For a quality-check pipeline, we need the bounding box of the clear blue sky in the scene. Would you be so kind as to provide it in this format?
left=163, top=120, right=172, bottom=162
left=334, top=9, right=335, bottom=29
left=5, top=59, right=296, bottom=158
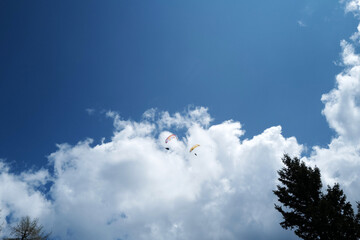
left=0, top=0, right=357, bottom=170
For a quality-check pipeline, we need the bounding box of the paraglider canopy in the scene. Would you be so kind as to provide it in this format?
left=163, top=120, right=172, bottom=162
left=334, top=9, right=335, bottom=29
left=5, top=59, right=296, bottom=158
left=190, top=144, right=200, bottom=155
left=189, top=144, right=200, bottom=152
left=165, top=134, right=177, bottom=143
left=165, top=134, right=178, bottom=150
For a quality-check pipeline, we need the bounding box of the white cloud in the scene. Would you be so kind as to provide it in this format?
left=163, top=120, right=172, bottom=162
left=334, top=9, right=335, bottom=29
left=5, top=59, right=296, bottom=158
left=157, top=106, right=213, bottom=130
left=303, top=1, right=360, bottom=207
left=321, top=41, right=360, bottom=142
left=0, top=164, right=52, bottom=237
left=350, top=23, right=360, bottom=42
left=142, top=108, right=157, bottom=121
left=297, top=20, right=306, bottom=27
left=344, top=0, right=360, bottom=14
left=0, top=108, right=303, bottom=240
left=43, top=109, right=302, bottom=240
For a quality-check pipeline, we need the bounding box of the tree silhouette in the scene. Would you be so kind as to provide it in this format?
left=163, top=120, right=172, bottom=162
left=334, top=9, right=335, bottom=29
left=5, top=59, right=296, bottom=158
left=274, top=154, right=360, bottom=240
left=5, top=216, right=50, bottom=240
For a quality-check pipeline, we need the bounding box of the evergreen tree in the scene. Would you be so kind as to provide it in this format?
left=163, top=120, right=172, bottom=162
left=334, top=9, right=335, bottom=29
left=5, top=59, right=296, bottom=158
left=274, top=154, right=360, bottom=240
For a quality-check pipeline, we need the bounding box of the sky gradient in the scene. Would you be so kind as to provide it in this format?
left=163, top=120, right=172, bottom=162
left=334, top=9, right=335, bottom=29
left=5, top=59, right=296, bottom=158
left=1, top=0, right=360, bottom=239
left=1, top=0, right=357, bottom=168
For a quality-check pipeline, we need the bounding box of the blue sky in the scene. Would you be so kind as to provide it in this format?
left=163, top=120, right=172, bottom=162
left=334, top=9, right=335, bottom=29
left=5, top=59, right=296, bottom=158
left=2, top=1, right=360, bottom=239
left=1, top=0, right=357, bottom=168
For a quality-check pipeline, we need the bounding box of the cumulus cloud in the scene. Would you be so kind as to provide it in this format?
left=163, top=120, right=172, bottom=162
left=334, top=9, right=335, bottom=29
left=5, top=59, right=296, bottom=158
left=47, top=109, right=302, bottom=240
left=321, top=41, right=360, bottom=141
left=0, top=108, right=302, bottom=240
left=344, top=0, right=360, bottom=14
left=305, top=0, right=360, bottom=206
left=157, top=106, right=213, bottom=130
left=350, top=23, right=360, bottom=42
left=0, top=163, right=52, bottom=237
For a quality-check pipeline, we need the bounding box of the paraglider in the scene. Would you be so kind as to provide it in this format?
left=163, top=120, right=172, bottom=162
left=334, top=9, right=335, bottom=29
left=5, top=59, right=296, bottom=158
left=165, top=134, right=177, bottom=150
left=190, top=144, right=200, bottom=156
left=163, top=133, right=201, bottom=156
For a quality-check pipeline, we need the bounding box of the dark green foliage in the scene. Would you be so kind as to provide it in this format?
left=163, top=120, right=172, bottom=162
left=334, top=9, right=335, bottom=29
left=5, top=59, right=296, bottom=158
left=6, top=216, right=51, bottom=240
left=274, top=154, right=360, bottom=240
